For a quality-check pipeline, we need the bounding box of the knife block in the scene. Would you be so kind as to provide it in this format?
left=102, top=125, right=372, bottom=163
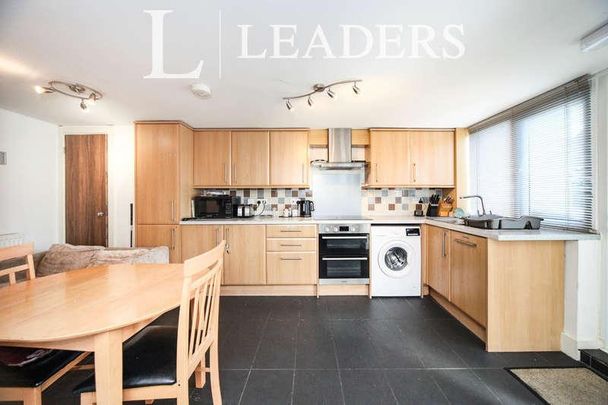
left=438, top=202, right=453, bottom=217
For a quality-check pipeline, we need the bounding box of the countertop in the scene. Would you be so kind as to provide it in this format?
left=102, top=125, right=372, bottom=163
left=180, top=215, right=600, bottom=241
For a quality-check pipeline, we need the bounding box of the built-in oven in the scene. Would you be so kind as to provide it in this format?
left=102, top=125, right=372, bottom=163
left=318, top=223, right=370, bottom=285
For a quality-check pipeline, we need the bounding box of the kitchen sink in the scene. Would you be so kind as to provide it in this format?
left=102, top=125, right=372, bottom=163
left=464, top=215, right=543, bottom=230
left=431, top=217, right=465, bottom=225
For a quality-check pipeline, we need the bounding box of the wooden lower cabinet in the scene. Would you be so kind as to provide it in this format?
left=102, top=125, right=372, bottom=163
left=181, top=225, right=223, bottom=261
left=136, top=225, right=181, bottom=263
left=267, top=252, right=316, bottom=284
left=224, top=225, right=266, bottom=285
left=426, top=226, right=450, bottom=299
left=450, top=231, right=488, bottom=327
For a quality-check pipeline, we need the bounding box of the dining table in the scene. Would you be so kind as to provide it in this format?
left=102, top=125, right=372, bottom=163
left=0, top=263, right=184, bottom=405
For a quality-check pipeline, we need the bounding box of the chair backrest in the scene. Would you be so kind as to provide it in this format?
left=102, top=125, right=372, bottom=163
left=0, top=243, right=36, bottom=286
left=176, top=240, right=225, bottom=381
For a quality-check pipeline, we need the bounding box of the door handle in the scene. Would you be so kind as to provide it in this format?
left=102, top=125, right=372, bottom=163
left=223, top=163, right=228, bottom=184
left=280, top=257, right=303, bottom=261
left=412, top=163, right=417, bottom=183
left=171, top=228, right=176, bottom=250
left=280, top=244, right=302, bottom=247
left=455, top=239, right=477, bottom=248
left=322, top=257, right=368, bottom=261
left=375, top=163, right=378, bottom=183
left=442, top=232, right=447, bottom=257
left=96, top=212, right=105, bottom=217
left=215, top=227, right=220, bottom=246
left=225, top=227, right=230, bottom=253
left=302, top=164, right=305, bottom=184
left=321, top=236, right=368, bottom=240
left=280, top=229, right=302, bottom=233
left=170, top=200, right=175, bottom=222
left=232, top=164, right=236, bottom=184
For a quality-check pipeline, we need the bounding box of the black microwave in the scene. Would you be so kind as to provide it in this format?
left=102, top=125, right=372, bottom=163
left=192, top=195, right=240, bottom=219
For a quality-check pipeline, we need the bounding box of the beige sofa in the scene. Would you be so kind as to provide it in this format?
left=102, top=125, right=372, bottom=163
left=1, top=244, right=169, bottom=281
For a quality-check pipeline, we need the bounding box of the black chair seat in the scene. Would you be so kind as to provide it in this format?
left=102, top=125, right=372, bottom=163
left=73, top=325, right=177, bottom=394
left=0, top=349, right=83, bottom=388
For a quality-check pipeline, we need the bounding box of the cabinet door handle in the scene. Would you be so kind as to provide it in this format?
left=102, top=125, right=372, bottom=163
left=280, top=244, right=302, bottom=247
left=170, top=200, right=175, bottom=222
left=223, top=163, right=228, bottom=184
left=280, top=229, right=302, bottom=233
left=375, top=163, right=379, bottom=183
left=442, top=232, right=447, bottom=257
left=412, top=163, right=417, bottom=183
left=225, top=227, right=230, bottom=253
left=302, top=164, right=305, bottom=184
left=171, top=228, right=176, bottom=250
left=232, top=164, right=236, bottom=184
left=455, top=239, right=477, bottom=248
left=280, top=257, right=302, bottom=261
left=215, top=227, right=220, bottom=246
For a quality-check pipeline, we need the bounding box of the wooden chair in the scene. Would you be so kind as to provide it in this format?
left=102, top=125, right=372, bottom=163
left=0, top=243, right=89, bottom=405
left=75, top=241, right=225, bottom=405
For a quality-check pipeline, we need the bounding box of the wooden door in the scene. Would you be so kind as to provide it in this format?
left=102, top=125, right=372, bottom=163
left=231, top=131, right=269, bottom=186
left=224, top=225, right=266, bottom=285
left=65, top=134, right=108, bottom=246
left=408, top=131, right=454, bottom=186
left=193, top=131, right=231, bottom=187
left=136, top=225, right=181, bottom=263
left=270, top=131, right=309, bottom=186
left=181, top=225, right=223, bottom=261
left=450, top=231, right=487, bottom=326
left=426, top=226, right=450, bottom=298
left=135, top=124, right=179, bottom=224
left=369, top=130, right=411, bottom=186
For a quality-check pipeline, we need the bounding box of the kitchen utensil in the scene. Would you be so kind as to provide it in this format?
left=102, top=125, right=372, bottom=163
left=296, top=199, right=315, bottom=217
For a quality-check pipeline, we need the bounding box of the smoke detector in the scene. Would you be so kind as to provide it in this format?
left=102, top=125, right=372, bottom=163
left=191, top=82, right=212, bottom=99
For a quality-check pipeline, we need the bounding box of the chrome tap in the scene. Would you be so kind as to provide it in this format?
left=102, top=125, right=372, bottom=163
left=460, top=195, right=486, bottom=216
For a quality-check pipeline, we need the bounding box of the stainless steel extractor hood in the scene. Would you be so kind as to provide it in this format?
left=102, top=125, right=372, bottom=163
left=311, top=128, right=367, bottom=170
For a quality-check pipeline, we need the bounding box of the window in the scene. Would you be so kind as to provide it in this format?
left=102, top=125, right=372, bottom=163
left=469, top=77, right=594, bottom=232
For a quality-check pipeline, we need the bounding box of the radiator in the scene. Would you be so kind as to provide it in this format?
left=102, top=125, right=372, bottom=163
left=0, top=233, right=24, bottom=247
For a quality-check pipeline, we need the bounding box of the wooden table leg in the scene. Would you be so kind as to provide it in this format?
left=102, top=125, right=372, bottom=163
left=93, top=330, right=123, bottom=405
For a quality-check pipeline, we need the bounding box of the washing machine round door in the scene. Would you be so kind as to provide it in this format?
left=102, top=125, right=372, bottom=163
left=378, top=240, right=413, bottom=278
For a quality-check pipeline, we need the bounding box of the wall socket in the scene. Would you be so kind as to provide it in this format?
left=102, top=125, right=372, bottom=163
left=257, top=199, right=267, bottom=206
left=0, top=151, right=6, bottom=165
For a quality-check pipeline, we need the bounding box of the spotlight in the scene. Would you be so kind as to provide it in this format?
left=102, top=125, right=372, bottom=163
left=327, top=88, right=335, bottom=98
left=307, top=96, right=313, bottom=107
left=80, top=99, right=89, bottom=112
left=85, top=93, right=97, bottom=106
left=34, top=85, right=52, bottom=94
left=285, top=99, right=293, bottom=111
left=352, top=82, right=360, bottom=94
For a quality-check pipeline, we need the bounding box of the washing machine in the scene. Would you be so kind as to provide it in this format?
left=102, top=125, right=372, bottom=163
left=370, top=225, right=422, bottom=297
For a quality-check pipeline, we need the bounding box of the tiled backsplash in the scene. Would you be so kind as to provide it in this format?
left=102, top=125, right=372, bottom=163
left=198, top=188, right=442, bottom=216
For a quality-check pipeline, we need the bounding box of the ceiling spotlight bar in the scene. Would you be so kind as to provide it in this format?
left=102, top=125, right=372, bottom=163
left=33, top=80, right=103, bottom=112
left=282, top=79, right=361, bottom=110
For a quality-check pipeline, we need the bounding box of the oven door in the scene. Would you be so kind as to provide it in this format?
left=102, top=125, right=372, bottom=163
left=319, top=234, right=368, bottom=256
left=319, top=256, right=369, bottom=282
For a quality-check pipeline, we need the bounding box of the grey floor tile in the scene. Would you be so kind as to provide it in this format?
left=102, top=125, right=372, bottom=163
left=326, top=296, right=390, bottom=320
left=220, top=318, right=267, bottom=369
left=240, top=370, right=294, bottom=405
left=498, top=352, right=550, bottom=368
left=296, top=319, right=338, bottom=369
left=431, top=369, right=500, bottom=404
left=293, top=370, right=344, bottom=405
left=377, top=298, right=420, bottom=319
left=540, top=351, right=581, bottom=367
left=385, top=369, right=449, bottom=404
left=188, top=370, right=249, bottom=405
left=366, top=320, right=423, bottom=368
left=473, top=369, right=543, bottom=405
left=340, top=369, right=397, bottom=405
left=406, top=297, right=453, bottom=319
left=253, top=318, right=298, bottom=369
left=331, top=320, right=381, bottom=369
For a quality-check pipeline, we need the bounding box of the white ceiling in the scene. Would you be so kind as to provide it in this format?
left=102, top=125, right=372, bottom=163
left=1, top=0, right=607, bottom=128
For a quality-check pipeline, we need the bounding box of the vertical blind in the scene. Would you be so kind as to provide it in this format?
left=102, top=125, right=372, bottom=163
left=468, top=76, right=594, bottom=232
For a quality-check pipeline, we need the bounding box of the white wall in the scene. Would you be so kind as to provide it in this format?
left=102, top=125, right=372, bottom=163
left=0, top=108, right=59, bottom=251
left=58, top=125, right=135, bottom=247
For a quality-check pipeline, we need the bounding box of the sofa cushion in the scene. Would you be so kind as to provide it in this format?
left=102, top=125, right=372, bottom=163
left=37, top=244, right=104, bottom=277
left=88, top=247, right=169, bottom=266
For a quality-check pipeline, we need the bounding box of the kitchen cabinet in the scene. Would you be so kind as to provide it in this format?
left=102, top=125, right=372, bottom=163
left=369, top=130, right=411, bottom=186
left=193, top=130, right=231, bottom=187
left=231, top=131, right=270, bottom=187
left=267, top=252, right=316, bottom=284
left=368, top=129, right=454, bottom=187
left=181, top=225, right=223, bottom=261
left=135, top=123, right=193, bottom=224
left=408, top=131, right=454, bottom=186
left=426, top=226, right=450, bottom=299
left=136, top=225, right=181, bottom=263
left=224, top=225, right=266, bottom=285
left=450, top=231, right=487, bottom=327
left=270, top=130, right=309, bottom=186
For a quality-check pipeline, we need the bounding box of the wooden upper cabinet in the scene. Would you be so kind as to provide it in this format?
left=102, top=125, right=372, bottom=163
left=409, top=131, right=454, bottom=187
left=369, top=129, right=454, bottom=187
left=426, top=226, right=451, bottom=299
left=450, top=231, right=487, bottom=327
left=193, top=131, right=231, bottom=187
left=231, top=131, right=270, bottom=187
left=369, top=130, right=411, bottom=186
left=136, top=123, right=193, bottom=225
left=224, top=225, right=266, bottom=285
left=270, top=131, right=309, bottom=187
